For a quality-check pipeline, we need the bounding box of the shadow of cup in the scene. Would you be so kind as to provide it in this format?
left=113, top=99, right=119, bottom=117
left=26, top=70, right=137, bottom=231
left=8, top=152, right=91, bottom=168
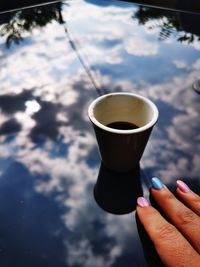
left=94, top=162, right=143, bottom=215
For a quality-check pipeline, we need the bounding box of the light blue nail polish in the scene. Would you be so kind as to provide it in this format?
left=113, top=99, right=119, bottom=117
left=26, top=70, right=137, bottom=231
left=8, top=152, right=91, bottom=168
left=152, top=177, right=164, bottom=190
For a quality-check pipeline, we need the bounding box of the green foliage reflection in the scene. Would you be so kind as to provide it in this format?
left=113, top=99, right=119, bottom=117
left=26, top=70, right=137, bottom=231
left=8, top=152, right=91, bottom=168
left=133, top=6, right=200, bottom=44
left=0, top=2, right=64, bottom=47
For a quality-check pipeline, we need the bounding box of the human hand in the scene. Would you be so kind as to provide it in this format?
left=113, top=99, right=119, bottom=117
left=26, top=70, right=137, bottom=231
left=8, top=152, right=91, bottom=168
left=136, top=178, right=200, bottom=267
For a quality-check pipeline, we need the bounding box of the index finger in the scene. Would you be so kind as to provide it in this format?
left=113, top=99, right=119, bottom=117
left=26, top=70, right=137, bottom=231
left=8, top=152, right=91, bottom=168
left=136, top=198, right=200, bottom=267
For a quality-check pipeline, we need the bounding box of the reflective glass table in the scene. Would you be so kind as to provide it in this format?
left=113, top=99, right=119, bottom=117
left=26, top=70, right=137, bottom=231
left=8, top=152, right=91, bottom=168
left=0, top=0, right=200, bottom=266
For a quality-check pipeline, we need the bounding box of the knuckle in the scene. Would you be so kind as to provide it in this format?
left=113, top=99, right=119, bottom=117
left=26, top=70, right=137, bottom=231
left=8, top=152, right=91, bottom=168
left=164, top=192, right=175, bottom=202
left=177, top=209, right=198, bottom=226
left=155, top=223, right=178, bottom=243
left=194, top=199, right=200, bottom=213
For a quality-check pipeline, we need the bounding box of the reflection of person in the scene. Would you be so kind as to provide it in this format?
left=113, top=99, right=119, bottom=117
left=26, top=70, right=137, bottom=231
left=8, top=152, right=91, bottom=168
left=137, top=178, right=200, bottom=267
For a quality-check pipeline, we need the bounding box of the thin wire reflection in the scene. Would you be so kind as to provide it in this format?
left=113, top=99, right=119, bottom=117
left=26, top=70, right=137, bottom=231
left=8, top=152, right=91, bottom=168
left=63, top=23, right=106, bottom=96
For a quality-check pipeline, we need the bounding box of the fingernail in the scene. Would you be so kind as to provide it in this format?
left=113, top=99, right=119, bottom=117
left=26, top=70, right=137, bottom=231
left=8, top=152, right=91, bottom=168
left=177, top=180, right=191, bottom=193
left=152, top=177, right=164, bottom=190
left=137, top=197, right=149, bottom=207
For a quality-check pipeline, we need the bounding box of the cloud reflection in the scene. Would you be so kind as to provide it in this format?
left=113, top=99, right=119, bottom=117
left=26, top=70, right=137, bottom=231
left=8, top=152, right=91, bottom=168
left=124, top=37, right=159, bottom=56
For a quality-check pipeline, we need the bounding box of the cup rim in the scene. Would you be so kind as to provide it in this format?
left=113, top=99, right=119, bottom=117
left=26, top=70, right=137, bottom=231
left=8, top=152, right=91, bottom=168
left=88, top=92, right=159, bottom=134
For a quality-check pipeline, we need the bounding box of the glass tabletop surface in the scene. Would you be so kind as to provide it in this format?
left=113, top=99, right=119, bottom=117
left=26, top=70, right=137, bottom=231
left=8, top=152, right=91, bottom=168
left=0, top=0, right=199, bottom=266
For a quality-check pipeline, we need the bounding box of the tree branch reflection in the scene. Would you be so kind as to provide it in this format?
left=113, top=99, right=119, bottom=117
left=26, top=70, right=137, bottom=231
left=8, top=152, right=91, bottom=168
left=133, top=6, right=200, bottom=44
left=0, top=2, right=65, bottom=47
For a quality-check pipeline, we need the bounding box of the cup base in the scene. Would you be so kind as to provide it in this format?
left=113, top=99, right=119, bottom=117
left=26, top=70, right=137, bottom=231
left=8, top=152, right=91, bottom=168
left=101, top=162, right=140, bottom=173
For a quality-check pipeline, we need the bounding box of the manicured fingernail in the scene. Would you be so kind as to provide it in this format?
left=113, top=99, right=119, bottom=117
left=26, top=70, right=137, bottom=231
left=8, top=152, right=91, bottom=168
left=177, top=180, right=191, bottom=193
left=137, top=197, right=149, bottom=207
left=152, top=177, right=164, bottom=190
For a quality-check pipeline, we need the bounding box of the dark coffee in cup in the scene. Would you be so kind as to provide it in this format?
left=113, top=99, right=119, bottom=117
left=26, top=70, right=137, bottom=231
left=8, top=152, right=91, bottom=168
left=107, top=121, right=139, bottom=130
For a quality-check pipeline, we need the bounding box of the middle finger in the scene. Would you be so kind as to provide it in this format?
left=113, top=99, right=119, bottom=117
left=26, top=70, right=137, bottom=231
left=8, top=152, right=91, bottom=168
left=151, top=177, right=200, bottom=254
